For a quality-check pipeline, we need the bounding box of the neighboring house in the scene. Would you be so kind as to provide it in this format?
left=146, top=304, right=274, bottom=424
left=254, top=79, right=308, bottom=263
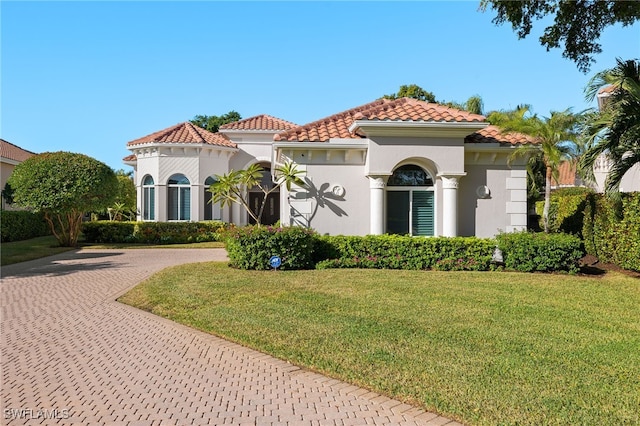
left=124, top=98, right=534, bottom=238
left=1, top=139, right=36, bottom=209
left=551, top=161, right=586, bottom=190
left=550, top=87, right=640, bottom=193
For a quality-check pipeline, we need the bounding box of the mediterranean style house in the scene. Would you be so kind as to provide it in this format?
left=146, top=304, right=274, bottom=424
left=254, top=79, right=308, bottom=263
left=124, top=97, right=535, bottom=238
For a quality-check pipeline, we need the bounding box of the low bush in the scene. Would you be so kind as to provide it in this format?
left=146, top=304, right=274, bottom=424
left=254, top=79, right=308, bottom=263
left=1, top=210, right=50, bottom=242
left=583, top=192, right=640, bottom=271
left=81, top=221, right=227, bottom=244
left=496, top=232, right=583, bottom=273
left=314, top=234, right=496, bottom=271
left=81, top=221, right=136, bottom=243
left=225, top=225, right=316, bottom=270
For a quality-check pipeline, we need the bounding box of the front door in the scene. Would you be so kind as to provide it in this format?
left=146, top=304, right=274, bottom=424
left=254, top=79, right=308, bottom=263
left=248, top=192, right=280, bottom=225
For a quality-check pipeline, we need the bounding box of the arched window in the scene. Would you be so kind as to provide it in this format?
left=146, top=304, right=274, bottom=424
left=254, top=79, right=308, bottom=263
left=167, top=174, right=190, bottom=221
left=387, top=165, right=434, bottom=236
left=387, top=164, right=434, bottom=186
left=142, top=175, right=155, bottom=221
left=204, top=176, right=221, bottom=221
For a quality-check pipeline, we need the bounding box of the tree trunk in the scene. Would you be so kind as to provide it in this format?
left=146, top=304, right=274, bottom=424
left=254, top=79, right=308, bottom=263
left=543, top=166, right=552, bottom=233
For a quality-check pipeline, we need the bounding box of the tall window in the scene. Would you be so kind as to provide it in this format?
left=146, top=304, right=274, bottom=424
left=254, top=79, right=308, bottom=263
left=167, top=174, right=190, bottom=221
left=142, top=175, right=155, bottom=221
left=386, top=165, right=434, bottom=236
left=204, top=176, right=221, bottom=221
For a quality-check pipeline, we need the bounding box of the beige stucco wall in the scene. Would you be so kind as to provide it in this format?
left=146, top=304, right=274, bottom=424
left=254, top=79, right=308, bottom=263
left=460, top=164, right=511, bottom=238
left=366, top=136, right=465, bottom=176
left=283, top=164, right=370, bottom=235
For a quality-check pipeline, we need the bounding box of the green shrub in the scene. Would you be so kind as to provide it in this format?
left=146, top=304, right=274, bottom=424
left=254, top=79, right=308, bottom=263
left=496, top=232, right=584, bottom=273
left=583, top=192, right=640, bottom=271
left=314, top=234, right=496, bottom=271
left=81, top=221, right=136, bottom=243
left=133, top=221, right=227, bottom=244
left=225, top=226, right=316, bottom=270
left=1, top=210, right=50, bottom=242
left=535, top=187, right=594, bottom=235
left=81, top=221, right=227, bottom=244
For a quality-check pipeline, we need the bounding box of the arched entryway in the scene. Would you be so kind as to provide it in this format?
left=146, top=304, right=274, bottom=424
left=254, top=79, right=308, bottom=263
left=248, top=166, right=280, bottom=225
left=386, top=164, right=435, bottom=236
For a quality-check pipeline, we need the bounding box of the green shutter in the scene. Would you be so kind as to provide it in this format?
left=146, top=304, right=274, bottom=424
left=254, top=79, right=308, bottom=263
left=412, top=191, right=434, bottom=236
left=387, top=191, right=410, bottom=235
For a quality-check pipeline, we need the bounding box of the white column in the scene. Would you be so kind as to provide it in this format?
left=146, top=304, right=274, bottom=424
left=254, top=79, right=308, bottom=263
left=439, top=174, right=464, bottom=237
left=368, top=176, right=386, bottom=235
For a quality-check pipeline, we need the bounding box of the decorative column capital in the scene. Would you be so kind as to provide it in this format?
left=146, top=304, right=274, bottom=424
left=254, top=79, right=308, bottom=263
left=367, top=175, right=388, bottom=189
left=438, top=173, right=466, bottom=189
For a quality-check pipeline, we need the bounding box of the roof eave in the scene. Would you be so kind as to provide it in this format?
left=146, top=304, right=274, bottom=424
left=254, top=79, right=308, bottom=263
left=274, top=141, right=368, bottom=150
left=219, top=129, right=288, bottom=136
left=349, top=120, right=488, bottom=138
left=127, top=141, right=238, bottom=151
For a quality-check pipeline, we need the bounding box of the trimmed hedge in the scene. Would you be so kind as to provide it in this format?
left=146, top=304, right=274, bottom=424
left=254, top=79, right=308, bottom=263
left=1, top=210, right=50, bottom=242
left=314, top=235, right=496, bottom=271
left=583, top=192, right=640, bottom=271
left=535, top=187, right=594, bottom=236
left=81, top=221, right=228, bottom=244
left=496, top=232, right=584, bottom=273
left=225, top=225, right=316, bottom=270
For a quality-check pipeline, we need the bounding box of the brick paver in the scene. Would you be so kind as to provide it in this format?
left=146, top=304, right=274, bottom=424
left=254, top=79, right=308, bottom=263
left=1, top=249, right=462, bottom=426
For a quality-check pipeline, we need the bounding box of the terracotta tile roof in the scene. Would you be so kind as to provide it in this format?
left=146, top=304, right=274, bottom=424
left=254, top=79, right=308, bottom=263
left=554, top=161, right=578, bottom=187
left=1, top=139, right=36, bottom=162
left=220, top=114, right=298, bottom=131
left=464, top=125, right=537, bottom=145
left=126, top=122, right=237, bottom=148
left=275, top=97, right=486, bottom=142
left=598, top=85, right=616, bottom=95
left=122, top=154, right=136, bottom=162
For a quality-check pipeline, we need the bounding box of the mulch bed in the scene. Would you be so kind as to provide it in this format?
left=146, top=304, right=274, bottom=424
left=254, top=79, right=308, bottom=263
left=579, top=254, right=640, bottom=278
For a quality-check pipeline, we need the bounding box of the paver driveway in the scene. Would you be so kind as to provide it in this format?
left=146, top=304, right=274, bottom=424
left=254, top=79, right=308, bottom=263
left=1, top=249, right=460, bottom=426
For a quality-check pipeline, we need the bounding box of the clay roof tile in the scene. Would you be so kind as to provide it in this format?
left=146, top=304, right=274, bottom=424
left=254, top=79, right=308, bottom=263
left=464, top=125, right=536, bottom=145
left=219, top=114, right=298, bottom=131
left=126, top=122, right=237, bottom=148
left=1, top=139, right=36, bottom=162
left=276, top=97, right=489, bottom=142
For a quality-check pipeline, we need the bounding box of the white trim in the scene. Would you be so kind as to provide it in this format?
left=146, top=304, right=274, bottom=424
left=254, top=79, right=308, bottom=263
left=0, top=158, right=22, bottom=166
left=273, top=142, right=368, bottom=150
left=349, top=120, right=488, bottom=138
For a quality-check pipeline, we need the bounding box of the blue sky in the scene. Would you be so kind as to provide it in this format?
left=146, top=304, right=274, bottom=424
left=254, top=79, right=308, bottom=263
left=2, top=1, right=639, bottom=171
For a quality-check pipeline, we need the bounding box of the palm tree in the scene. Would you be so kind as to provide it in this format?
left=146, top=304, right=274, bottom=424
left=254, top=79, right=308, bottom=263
left=580, top=58, right=640, bottom=196
left=210, top=162, right=305, bottom=226
left=491, top=106, right=582, bottom=232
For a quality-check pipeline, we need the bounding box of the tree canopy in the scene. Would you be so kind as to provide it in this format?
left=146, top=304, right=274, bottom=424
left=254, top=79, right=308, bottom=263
left=580, top=58, right=640, bottom=196
left=190, top=111, right=242, bottom=133
left=8, top=151, right=118, bottom=246
left=383, top=84, right=436, bottom=103
left=383, top=84, right=484, bottom=114
left=480, top=0, right=640, bottom=73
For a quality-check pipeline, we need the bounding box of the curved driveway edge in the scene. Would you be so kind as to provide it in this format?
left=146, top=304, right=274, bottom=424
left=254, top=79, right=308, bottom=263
left=1, top=249, right=461, bottom=426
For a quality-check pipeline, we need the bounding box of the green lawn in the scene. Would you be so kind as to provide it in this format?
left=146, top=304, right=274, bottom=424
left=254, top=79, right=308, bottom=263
left=1, top=235, right=76, bottom=265
left=119, top=263, right=640, bottom=426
